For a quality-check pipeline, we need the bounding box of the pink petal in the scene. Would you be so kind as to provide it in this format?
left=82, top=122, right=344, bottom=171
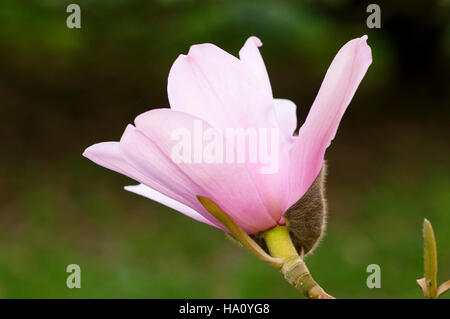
left=124, top=184, right=221, bottom=228
left=118, top=125, right=225, bottom=227
left=287, top=35, right=372, bottom=208
left=83, top=141, right=138, bottom=177
left=83, top=140, right=224, bottom=229
left=134, top=108, right=284, bottom=233
left=239, top=36, right=273, bottom=96
left=167, top=42, right=276, bottom=132
left=274, top=98, right=297, bottom=138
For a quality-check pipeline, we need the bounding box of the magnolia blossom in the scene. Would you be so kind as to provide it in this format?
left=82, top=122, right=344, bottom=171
left=83, top=35, right=372, bottom=234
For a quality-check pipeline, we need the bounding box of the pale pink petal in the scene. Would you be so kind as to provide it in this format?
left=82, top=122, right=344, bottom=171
left=287, top=35, right=372, bottom=208
left=167, top=41, right=291, bottom=226
left=239, top=36, right=272, bottom=96
left=118, top=124, right=225, bottom=228
left=134, top=108, right=284, bottom=233
left=124, top=184, right=221, bottom=228
left=83, top=142, right=137, bottom=177
left=274, top=98, right=297, bottom=137
left=83, top=139, right=223, bottom=229
left=167, top=42, right=276, bottom=131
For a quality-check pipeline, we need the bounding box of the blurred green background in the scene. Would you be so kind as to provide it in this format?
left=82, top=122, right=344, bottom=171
left=0, top=0, right=449, bottom=298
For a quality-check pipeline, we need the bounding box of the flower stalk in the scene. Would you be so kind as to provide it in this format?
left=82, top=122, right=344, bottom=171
left=197, top=195, right=334, bottom=299
left=263, top=226, right=334, bottom=299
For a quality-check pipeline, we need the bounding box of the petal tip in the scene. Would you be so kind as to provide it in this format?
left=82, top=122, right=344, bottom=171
left=123, top=185, right=135, bottom=192
left=82, top=148, right=90, bottom=159
left=119, top=124, right=137, bottom=143
left=248, top=36, right=262, bottom=47
left=187, top=43, right=215, bottom=57
left=82, top=144, right=98, bottom=160
left=82, top=142, right=122, bottom=167
left=361, top=36, right=373, bottom=65
left=354, top=35, right=372, bottom=66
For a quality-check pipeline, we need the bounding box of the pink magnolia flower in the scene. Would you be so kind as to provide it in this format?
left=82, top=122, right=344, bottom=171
left=83, top=35, right=372, bottom=235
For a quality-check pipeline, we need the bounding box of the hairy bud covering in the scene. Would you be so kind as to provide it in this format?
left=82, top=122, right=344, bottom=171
left=284, top=162, right=327, bottom=255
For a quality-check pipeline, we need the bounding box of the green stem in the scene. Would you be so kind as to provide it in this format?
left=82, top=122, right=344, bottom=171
left=263, top=226, right=334, bottom=299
